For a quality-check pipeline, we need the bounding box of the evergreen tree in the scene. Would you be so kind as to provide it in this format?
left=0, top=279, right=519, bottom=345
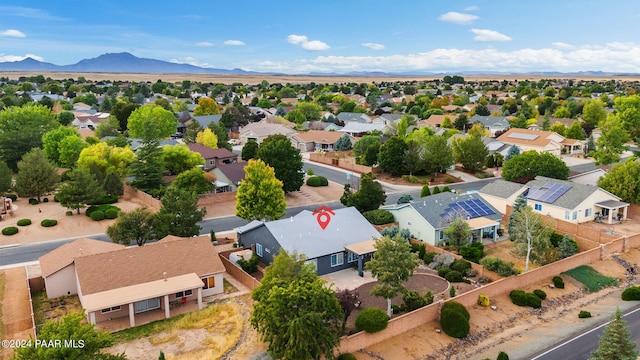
left=506, top=145, right=520, bottom=160
left=0, top=161, right=12, bottom=193
left=154, top=187, right=203, bottom=239
left=508, top=194, right=528, bottom=240
left=57, top=168, right=104, bottom=214
left=586, top=135, right=597, bottom=156
left=334, top=134, right=353, bottom=151
left=128, top=140, right=165, bottom=194
left=14, top=148, right=59, bottom=202
left=102, top=170, right=124, bottom=197
left=345, top=172, right=387, bottom=212
left=241, top=139, right=259, bottom=161
left=257, top=134, right=304, bottom=193
left=420, top=184, right=431, bottom=197
left=589, top=308, right=638, bottom=360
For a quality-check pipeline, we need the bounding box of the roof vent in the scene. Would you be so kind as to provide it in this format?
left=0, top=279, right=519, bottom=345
left=163, top=272, right=167, bottom=281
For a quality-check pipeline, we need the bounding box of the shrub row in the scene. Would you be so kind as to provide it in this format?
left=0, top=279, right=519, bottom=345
left=88, top=195, right=119, bottom=205
left=440, top=301, right=470, bottom=338
left=363, top=209, right=395, bottom=225
left=86, top=204, right=121, bottom=219
left=355, top=308, right=389, bottom=333
left=305, top=176, right=328, bottom=187
left=509, top=289, right=543, bottom=308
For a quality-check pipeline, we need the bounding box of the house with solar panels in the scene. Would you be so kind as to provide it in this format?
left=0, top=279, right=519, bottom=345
left=524, top=176, right=628, bottom=224
left=477, top=179, right=528, bottom=214
left=381, top=192, right=503, bottom=246
left=496, top=128, right=584, bottom=156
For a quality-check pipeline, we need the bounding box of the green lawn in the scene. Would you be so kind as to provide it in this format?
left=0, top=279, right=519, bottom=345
left=562, top=265, right=618, bottom=292
left=0, top=272, right=6, bottom=339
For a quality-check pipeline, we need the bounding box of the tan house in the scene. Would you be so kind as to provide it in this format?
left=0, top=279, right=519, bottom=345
left=477, top=179, right=528, bottom=214
left=41, top=236, right=226, bottom=330
left=187, top=143, right=237, bottom=171
left=238, top=122, right=296, bottom=144
left=39, top=238, right=125, bottom=299
left=290, top=130, right=353, bottom=152
left=496, top=128, right=583, bottom=156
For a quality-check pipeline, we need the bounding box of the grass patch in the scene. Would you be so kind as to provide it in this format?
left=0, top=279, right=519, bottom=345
left=223, top=278, right=238, bottom=294
left=562, top=265, right=618, bottom=292
left=0, top=272, right=5, bottom=339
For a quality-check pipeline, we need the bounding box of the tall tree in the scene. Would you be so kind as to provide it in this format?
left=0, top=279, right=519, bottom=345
left=366, top=234, right=419, bottom=316
left=195, top=128, right=219, bottom=150
left=128, top=140, right=165, bottom=193
left=171, top=168, right=213, bottom=194
left=334, top=134, right=353, bottom=151
left=0, top=161, right=12, bottom=193
left=77, top=142, right=135, bottom=178
left=42, top=127, right=81, bottom=165
left=582, top=99, right=607, bottom=128
left=162, top=144, right=204, bottom=175
left=342, top=172, right=386, bottom=213
left=444, top=216, right=472, bottom=252
left=510, top=205, right=554, bottom=271
left=14, top=148, right=59, bottom=202
left=593, top=115, right=630, bottom=165
left=257, top=134, right=304, bottom=193
left=0, top=104, right=59, bottom=169
left=296, top=102, right=322, bottom=121
left=251, top=250, right=343, bottom=360
left=56, top=168, right=104, bottom=214
left=508, top=194, right=529, bottom=240
left=154, top=187, right=203, bottom=239
left=598, top=157, right=640, bottom=204
left=589, top=308, right=638, bottom=360
left=613, top=94, right=640, bottom=139
left=378, top=136, right=408, bottom=176
left=506, top=145, right=521, bottom=160
left=110, top=101, right=139, bottom=131
left=58, top=136, right=87, bottom=168
left=565, top=121, right=585, bottom=140
left=403, top=140, right=425, bottom=176
left=193, top=97, right=220, bottom=115
left=107, top=207, right=156, bottom=246
left=209, top=122, right=232, bottom=151
left=183, top=121, right=201, bottom=144
left=241, top=139, right=259, bottom=161
left=424, top=135, right=455, bottom=176
left=236, top=159, right=286, bottom=221
left=94, top=116, right=121, bottom=138
left=102, top=170, right=124, bottom=197
left=451, top=134, right=488, bottom=173
left=502, top=151, right=569, bottom=184
left=127, top=104, right=177, bottom=141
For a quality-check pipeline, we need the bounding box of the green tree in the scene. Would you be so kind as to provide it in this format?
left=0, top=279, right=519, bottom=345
left=154, top=187, right=203, bottom=239
left=241, top=139, right=259, bottom=161
left=420, top=184, right=431, bottom=197
left=236, top=159, right=286, bottom=221
left=209, top=122, right=232, bottom=151
left=127, top=104, right=177, bottom=141
left=296, top=102, right=322, bottom=121
left=582, top=99, right=607, bottom=128
left=345, top=172, right=386, bottom=213
left=257, top=134, right=304, bottom=193
left=506, top=145, right=520, bottom=160
left=549, top=122, right=567, bottom=137
left=353, top=135, right=380, bottom=158
left=193, top=97, right=220, bottom=115
left=284, top=109, right=306, bottom=124
left=171, top=168, right=212, bottom=194
left=162, top=144, right=204, bottom=175
left=56, top=168, right=104, bottom=214
left=334, top=134, right=353, bottom=151
left=42, top=126, right=81, bottom=165
left=0, top=104, right=59, bottom=169
left=12, top=313, right=126, bottom=360
left=565, top=121, right=585, bottom=140
left=251, top=250, right=342, bottom=360
left=94, top=116, right=121, bottom=138
left=451, top=134, right=488, bottom=173
left=510, top=206, right=554, bottom=271
left=598, top=157, right=640, bottom=204
left=58, top=136, right=87, bottom=168
left=57, top=110, right=75, bottom=126
left=378, top=136, right=408, bottom=176
left=110, top=101, right=139, bottom=131
left=77, top=142, right=135, bottom=178
left=613, top=95, right=640, bottom=139
left=0, top=161, right=12, bottom=193
left=453, top=113, right=468, bottom=131
left=589, top=308, right=638, bottom=360
left=366, top=234, right=419, bottom=316
left=128, top=140, right=165, bottom=193
left=444, top=216, right=472, bottom=252
left=14, top=148, right=59, bottom=202
left=403, top=140, right=425, bottom=176
left=102, top=170, right=124, bottom=197
left=107, top=207, right=156, bottom=246
left=502, top=151, right=569, bottom=184
left=424, top=135, right=455, bottom=176
left=508, top=194, right=528, bottom=240
left=593, top=115, right=630, bottom=165
left=195, top=128, right=218, bottom=150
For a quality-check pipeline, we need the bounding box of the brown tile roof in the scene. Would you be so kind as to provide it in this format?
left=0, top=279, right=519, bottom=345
left=295, top=130, right=345, bottom=144
left=208, top=148, right=238, bottom=159
left=39, top=238, right=125, bottom=278
left=74, top=235, right=225, bottom=295
left=496, top=128, right=560, bottom=148
left=187, top=143, right=219, bottom=159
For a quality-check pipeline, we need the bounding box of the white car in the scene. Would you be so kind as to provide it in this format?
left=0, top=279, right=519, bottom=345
left=228, top=139, right=241, bottom=145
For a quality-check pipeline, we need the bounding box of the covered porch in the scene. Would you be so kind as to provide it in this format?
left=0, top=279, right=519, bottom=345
left=467, top=217, right=500, bottom=243
left=83, top=273, right=205, bottom=332
left=345, top=240, right=377, bottom=277
left=561, top=139, right=584, bottom=155
left=594, top=200, right=630, bottom=224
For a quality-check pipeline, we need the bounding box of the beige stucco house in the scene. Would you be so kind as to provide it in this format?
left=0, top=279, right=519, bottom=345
left=496, top=128, right=583, bottom=156
left=238, top=122, right=296, bottom=144
left=477, top=179, right=528, bottom=214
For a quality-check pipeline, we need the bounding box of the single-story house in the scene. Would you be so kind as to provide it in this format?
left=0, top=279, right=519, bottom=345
left=290, top=130, right=354, bottom=152
left=381, top=192, right=503, bottom=246
left=417, top=114, right=459, bottom=129
left=477, top=179, right=528, bottom=214
left=496, top=128, right=583, bottom=156
left=336, top=112, right=372, bottom=124
left=211, top=162, right=247, bottom=192
left=569, top=168, right=608, bottom=187
left=470, top=115, right=511, bottom=137
left=524, top=176, right=628, bottom=224
left=187, top=143, right=237, bottom=171
left=236, top=207, right=381, bottom=276
left=238, top=122, right=296, bottom=144
left=192, top=114, right=222, bottom=129
left=73, top=235, right=225, bottom=330
left=373, top=113, right=403, bottom=125
left=338, top=122, right=386, bottom=137
left=39, top=238, right=125, bottom=299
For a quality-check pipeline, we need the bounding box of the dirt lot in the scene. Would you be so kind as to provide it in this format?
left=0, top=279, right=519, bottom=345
left=0, top=267, right=33, bottom=360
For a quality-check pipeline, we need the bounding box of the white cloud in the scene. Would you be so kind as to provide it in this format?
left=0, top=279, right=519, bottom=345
left=170, top=56, right=214, bottom=68
left=552, top=42, right=574, bottom=50
left=464, top=6, right=479, bottom=11
left=470, top=29, right=512, bottom=42
left=362, top=42, right=385, bottom=50
left=438, top=12, right=479, bottom=25
left=0, top=54, right=44, bottom=62
left=195, top=41, right=213, bottom=47
left=224, top=40, right=245, bottom=46
left=0, top=29, right=26, bottom=38
left=287, top=34, right=330, bottom=51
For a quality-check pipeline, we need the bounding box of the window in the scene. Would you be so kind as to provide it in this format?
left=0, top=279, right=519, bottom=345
left=565, top=211, right=570, bottom=220
left=534, top=204, right=542, bottom=211
left=573, top=211, right=578, bottom=220
left=135, top=298, right=160, bottom=313
left=305, top=259, right=317, bottom=270
left=202, top=276, right=215, bottom=290
left=175, top=290, right=193, bottom=298
left=331, top=252, right=344, bottom=267
left=585, top=208, right=592, bottom=217
left=347, top=251, right=357, bottom=263
left=439, top=231, right=444, bottom=240
left=256, top=243, right=263, bottom=257
left=100, top=306, right=121, bottom=314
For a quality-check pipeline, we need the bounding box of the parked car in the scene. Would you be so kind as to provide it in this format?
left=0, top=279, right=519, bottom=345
left=228, top=139, right=241, bottom=145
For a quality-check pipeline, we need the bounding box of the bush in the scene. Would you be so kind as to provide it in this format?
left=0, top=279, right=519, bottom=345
left=28, top=198, right=39, bottom=205
left=306, top=176, right=329, bottom=187
left=460, top=242, right=485, bottom=263
left=86, top=204, right=120, bottom=217
left=401, top=175, right=419, bottom=183
left=237, top=253, right=259, bottom=273
left=552, top=276, right=565, bottom=289
left=43, top=197, right=49, bottom=203
left=5, top=194, right=17, bottom=201
left=450, top=259, right=472, bottom=273
left=450, top=286, right=456, bottom=297
left=445, top=270, right=464, bottom=283
left=478, top=294, right=490, bottom=307
left=533, top=289, right=547, bottom=300
left=88, top=195, right=119, bottom=205
left=438, top=268, right=451, bottom=278
left=65, top=210, right=73, bottom=216
left=306, top=168, right=314, bottom=176
left=104, top=208, right=119, bottom=219
left=337, top=354, right=356, bottom=360
left=440, top=302, right=470, bottom=338
left=621, top=286, right=640, bottom=301
left=423, top=252, right=437, bottom=264
left=509, top=290, right=528, bottom=306
left=442, top=301, right=470, bottom=321
left=397, top=194, right=413, bottom=204
left=40, top=219, right=58, bottom=227
left=480, top=257, right=520, bottom=276
left=380, top=225, right=399, bottom=238
left=497, top=351, right=509, bottom=360
left=391, top=304, right=402, bottom=314
left=526, top=292, right=542, bottom=308
left=578, top=310, right=592, bottom=318
left=54, top=194, right=59, bottom=202
left=549, top=232, right=564, bottom=247
left=90, top=210, right=105, bottom=221
left=402, top=290, right=430, bottom=311
left=362, top=209, right=395, bottom=225
left=2, top=226, right=18, bottom=235
left=355, top=308, right=389, bottom=333
left=16, top=219, right=32, bottom=226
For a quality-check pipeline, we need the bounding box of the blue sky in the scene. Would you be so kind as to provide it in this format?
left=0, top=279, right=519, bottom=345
left=1, top=1, right=639, bottom=74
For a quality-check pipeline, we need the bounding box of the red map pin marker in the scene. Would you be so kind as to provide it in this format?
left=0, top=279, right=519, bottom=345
left=312, top=206, right=335, bottom=230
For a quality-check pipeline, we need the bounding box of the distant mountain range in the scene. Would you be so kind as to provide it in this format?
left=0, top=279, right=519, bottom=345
left=0, top=52, right=636, bottom=76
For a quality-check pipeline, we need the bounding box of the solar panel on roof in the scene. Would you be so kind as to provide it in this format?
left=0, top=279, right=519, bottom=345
left=442, top=199, right=495, bottom=219
left=527, top=182, right=571, bottom=204
left=507, top=132, right=539, bottom=140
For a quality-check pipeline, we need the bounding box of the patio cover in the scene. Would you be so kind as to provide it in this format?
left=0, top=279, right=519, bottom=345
left=345, top=239, right=377, bottom=255
left=466, top=217, right=499, bottom=230
left=595, top=200, right=629, bottom=209
left=82, top=273, right=203, bottom=312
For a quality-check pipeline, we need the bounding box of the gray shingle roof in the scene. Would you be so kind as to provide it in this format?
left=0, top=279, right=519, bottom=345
left=478, top=179, right=526, bottom=199
left=337, top=112, right=370, bottom=123
left=525, top=176, right=601, bottom=210
left=193, top=114, right=222, bottom=128
left=470, top=115, right=510, bottom=127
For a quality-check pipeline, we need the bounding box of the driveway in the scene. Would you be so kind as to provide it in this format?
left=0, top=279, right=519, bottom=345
left=561, top=154, right=593, bottom=167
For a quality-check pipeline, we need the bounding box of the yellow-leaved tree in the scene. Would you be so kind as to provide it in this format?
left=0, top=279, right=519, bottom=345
left=193, top=97, right=220, bottom=116
left=195, top=128, right=218, bottom=150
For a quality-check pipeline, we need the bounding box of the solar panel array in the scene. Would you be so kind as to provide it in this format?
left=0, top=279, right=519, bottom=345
left=527, top=182, right=571, bottom=204
left=442, top=198, right=496, bottom=219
